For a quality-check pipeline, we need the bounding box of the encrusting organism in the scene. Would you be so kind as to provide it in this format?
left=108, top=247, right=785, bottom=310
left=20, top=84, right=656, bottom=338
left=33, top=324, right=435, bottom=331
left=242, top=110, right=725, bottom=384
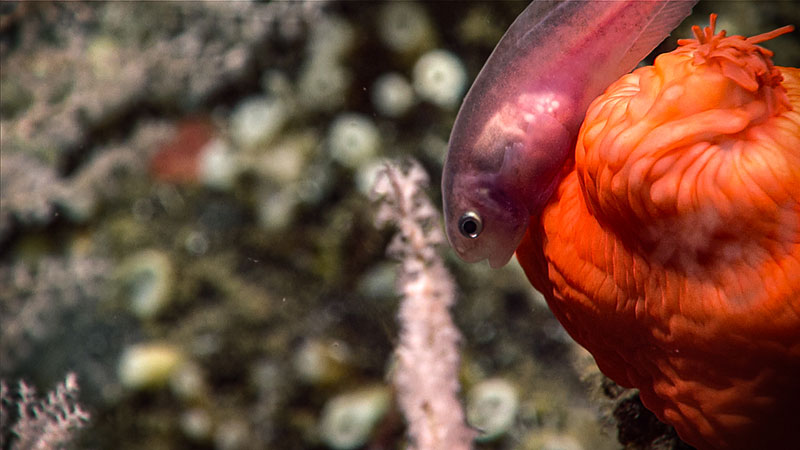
left=371, top=160, right=475, bottom=450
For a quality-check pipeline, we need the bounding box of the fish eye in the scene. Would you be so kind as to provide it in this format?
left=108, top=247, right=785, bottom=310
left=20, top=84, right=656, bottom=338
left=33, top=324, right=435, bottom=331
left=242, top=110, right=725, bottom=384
left=458, top=211, right=483, bottom=239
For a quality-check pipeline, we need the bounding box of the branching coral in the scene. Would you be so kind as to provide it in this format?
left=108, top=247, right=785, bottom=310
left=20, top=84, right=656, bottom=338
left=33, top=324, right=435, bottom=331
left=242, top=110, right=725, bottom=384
left=0, top=373, right=90, bottom=450
left=0, top=255, right=111, bottom=370
left=371, top=160, right=474, bottom=450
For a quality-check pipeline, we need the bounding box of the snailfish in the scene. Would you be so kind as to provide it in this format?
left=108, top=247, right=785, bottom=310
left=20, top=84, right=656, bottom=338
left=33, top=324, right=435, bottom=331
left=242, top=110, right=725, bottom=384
left=442, top=0, right=698, bottom=267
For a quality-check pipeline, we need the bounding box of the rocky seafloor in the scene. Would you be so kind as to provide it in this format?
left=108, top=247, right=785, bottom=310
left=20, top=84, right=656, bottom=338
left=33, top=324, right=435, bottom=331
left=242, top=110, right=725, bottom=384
left=1, top=1, right=797, bottom=449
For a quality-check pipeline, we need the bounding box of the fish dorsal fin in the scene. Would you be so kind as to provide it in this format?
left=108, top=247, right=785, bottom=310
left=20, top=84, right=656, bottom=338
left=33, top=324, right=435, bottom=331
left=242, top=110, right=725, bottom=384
left=617, top=0, right=698, bottom=74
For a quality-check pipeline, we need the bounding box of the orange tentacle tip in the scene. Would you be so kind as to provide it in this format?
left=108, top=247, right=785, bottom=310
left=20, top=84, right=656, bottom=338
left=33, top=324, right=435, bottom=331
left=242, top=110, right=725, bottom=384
left=675, top=13, right=794, bottom=113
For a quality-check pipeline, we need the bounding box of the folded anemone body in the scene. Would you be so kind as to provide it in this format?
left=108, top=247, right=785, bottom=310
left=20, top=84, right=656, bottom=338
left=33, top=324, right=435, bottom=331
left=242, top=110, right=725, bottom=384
left=516, top=15, right=800, bottom=450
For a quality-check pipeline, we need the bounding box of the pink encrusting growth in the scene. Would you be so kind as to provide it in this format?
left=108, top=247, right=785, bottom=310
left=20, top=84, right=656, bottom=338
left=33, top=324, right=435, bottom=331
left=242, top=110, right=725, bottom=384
left=371, top=160, right=475, bottom=450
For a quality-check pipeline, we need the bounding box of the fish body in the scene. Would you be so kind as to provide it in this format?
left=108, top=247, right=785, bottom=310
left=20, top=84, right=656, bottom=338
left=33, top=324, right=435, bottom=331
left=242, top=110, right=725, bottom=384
left=442, top=0, right=698, bottom=267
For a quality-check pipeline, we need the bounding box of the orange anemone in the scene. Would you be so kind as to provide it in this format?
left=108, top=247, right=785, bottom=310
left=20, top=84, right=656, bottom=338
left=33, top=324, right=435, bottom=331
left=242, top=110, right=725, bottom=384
left=517, top=15, right=800, bottom=450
